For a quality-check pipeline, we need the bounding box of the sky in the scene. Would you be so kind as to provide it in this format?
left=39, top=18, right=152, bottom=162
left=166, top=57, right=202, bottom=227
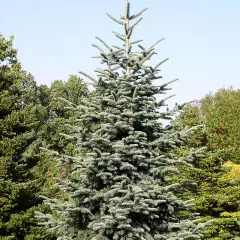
left=1, top=0, right=240, bottom=106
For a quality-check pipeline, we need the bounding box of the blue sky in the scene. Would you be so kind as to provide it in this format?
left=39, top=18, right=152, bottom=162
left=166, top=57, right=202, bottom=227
left=1, top=0, right=240, bottom=105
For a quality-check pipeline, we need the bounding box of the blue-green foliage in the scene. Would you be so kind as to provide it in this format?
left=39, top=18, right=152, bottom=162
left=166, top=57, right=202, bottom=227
left=36, top=1, right=212, bottom=239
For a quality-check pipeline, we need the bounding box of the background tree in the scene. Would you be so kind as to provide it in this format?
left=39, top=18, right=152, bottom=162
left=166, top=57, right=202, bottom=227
left=0, top=33, right=55, bottom=240
left=199, top=88, right=240, bottom=164
left=36, top=75, right=90, bottom=197
left=172, top=100, right=240, bottom=239
left=40, top=75, right=89, bottom=154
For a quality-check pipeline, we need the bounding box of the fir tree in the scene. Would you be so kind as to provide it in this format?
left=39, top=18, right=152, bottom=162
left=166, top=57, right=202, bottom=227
left=37, top=1, right=212, bottom=239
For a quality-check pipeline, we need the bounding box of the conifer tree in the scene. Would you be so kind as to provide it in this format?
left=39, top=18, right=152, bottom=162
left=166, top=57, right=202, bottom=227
left=0, top=33, right=55, bottom=240
left=37, top=1, right=212, bottom=239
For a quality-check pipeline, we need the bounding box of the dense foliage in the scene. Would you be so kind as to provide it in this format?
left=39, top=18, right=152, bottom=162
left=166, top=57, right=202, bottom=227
left=35, top=1, right=213, bottom=240
left=0, top=33, right=55, bottom=240
left=37, top=76, right=90, bottom=200
left=173, top=97, right=240, bottom=239
left=199, top=88, right=240, bottom=164
left=1, top=2, right=240, bottom=240
left=0, top=34, right=89, bottom=240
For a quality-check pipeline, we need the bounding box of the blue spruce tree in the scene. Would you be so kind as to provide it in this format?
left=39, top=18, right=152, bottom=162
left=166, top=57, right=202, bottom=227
left=36, top=1, right=212, bottom=239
